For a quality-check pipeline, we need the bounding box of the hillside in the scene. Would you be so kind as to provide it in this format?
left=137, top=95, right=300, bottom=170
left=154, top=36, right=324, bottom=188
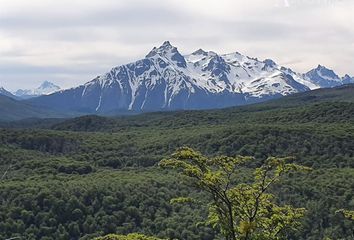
left=1, top=84, right=354, bottom=239
left=1, top=82, right=353, bottom=123
left=262, top=83, right=354, bottom=107
left=0, top=87, right=20, bottom=100
left=51, top=84, right=354, bottom=132
left=0, top=95, right=65, bottom=121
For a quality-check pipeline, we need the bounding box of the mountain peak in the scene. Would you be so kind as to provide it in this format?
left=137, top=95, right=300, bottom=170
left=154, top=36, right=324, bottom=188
left=304, top=65, right=341, bottom=88
left=192, top=48, right=208, bottom=56
left=263, top=59, right=277, bottom=68
left=316, top=64, right=327, bottom=70
left=308, top=64, right=336, bottom=76
left=342, top=74, right=354, bottom=84
left=14, top=81, right=61, bottom=99
left=146, top=41, right=176, bottom=57
left=39, top=81, right=58, bottom=89
left=161, top=40, right=173, bottom=48
left=0, top=86, right=19, bottom=99
left=315, top=65, right=337, bottom=73
left=315, top=65, right=337, bottom=75
left=146, top=41, right=187, bottom=68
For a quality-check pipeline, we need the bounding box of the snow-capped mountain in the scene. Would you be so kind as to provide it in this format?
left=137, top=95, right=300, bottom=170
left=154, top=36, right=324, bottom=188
left=27, top=41, right=352, bottom=114
left=342, top=74, right=354, bottom=84
left=0, top=87, right=19, bottom=99
left=303, top=65, right=343, bottom=88
left=15, top=81, right=61, bottom=99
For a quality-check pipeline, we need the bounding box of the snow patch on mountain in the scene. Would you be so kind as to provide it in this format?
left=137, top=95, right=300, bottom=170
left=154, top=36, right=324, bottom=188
left=0, top=87, right=19, bottom=99
left=15, top=81, right=61, bottom=99
left=27, top=41, right=353, bottom=114
left=342, top=74, right=354, bottom=84
left=304, top=65, right=342, bottom=88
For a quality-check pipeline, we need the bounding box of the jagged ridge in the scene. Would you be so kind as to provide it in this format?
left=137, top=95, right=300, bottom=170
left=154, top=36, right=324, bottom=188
left=27, top=41, right=354, bottom=114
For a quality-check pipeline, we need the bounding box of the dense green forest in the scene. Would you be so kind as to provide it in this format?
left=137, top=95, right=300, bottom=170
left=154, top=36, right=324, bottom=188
left=1, top=86, right=354, bottom=239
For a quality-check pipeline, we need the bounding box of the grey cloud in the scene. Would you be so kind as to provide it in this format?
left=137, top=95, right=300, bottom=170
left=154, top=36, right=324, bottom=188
left=0, top=2, right=193, bottom=30
left=0, top=0, right=353, bottom=90
left=0, top=62, right=103, bottom=75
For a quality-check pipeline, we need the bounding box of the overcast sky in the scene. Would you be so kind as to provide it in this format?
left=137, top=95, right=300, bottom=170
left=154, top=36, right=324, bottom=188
left=0, top=0, right=353, bottom=91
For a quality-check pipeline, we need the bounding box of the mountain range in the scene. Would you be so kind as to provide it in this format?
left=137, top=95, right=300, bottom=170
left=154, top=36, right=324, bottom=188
left=14, top=81, right=61, bottom=99
left=26, top=41, right=353, bottom=114
left=0, top=41, right=353, bottom=120
left=0, top=87, right=20, bottom=100
left=0, top=81, right=61, bottom=100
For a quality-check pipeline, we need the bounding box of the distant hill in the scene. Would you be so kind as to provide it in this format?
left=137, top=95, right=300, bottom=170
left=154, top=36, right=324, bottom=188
left=0, top=95, right=66, bottom=121
left=0, top=87, right=20, bottom=100
left=51, top=84, right=354, bottom=132
left=261, top=83, right=354, bottom=107
left=2, top=83, right=354, bottom=123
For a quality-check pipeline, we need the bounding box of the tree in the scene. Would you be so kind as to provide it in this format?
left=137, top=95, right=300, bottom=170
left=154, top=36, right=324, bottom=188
left=159, top=147, right=311, bottom=240
left=337, top=209, right=354, bottom=221
left=336, top=209, right=354, bottom=238
left=94, top=233, right=165, bottom=240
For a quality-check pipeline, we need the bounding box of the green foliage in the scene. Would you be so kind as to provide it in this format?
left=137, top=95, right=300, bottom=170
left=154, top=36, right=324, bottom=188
left=334, top=210, right=354, bottom=239
left=1, top=95, right=354, bottom=239
left=0, top=169, right=214, bottom=240
left=337, top=209, right=354, bottom=220
left=160, top=147, right=310, bottom=240
left=94, top=233, right=165, bottom=240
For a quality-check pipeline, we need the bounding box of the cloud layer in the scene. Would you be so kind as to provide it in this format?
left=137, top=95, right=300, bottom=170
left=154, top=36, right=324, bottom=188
left=0, top=0, right=353, bottom=91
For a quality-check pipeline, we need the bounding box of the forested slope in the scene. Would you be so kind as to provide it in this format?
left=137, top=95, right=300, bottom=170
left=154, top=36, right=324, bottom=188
left=1, top=85, right=354, bottom=239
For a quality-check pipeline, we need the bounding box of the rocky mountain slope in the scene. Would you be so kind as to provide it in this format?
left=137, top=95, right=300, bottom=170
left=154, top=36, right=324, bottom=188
left=0, top=87, right=19, bottom=100
left=26, top=41, right=354, bottom=114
